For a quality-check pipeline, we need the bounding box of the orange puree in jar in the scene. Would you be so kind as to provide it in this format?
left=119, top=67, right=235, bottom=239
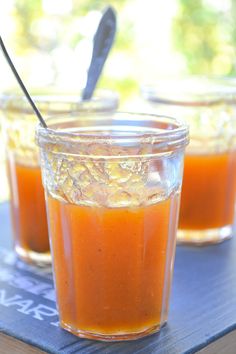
left=179, top=151, right=236, bottom=230
left=8, top=162, right=50, bottom=254
left=47, top=194, right=177, bottom=336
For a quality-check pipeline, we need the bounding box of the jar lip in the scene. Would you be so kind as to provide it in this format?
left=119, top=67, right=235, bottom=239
left=36, top=112, right=189, bottom=156
left=142, top=76, right=236, bottom=106
left=0, top=89, right=119, bottom=113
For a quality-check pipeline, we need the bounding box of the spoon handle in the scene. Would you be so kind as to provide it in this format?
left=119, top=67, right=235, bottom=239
left=82, top=6, right=116, bottom=101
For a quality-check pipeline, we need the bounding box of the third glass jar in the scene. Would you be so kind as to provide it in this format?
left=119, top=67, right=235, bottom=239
left=142, top=77, right=236, bottom=245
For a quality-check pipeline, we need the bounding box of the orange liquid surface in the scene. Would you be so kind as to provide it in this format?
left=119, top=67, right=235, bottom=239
left=179, top=152, right=236, bottom=230
left=8, top=161, right=50, bottom=254
left=47, top=195, right=178, bottom=335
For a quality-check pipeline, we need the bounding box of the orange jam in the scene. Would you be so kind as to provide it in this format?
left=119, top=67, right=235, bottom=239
left=179, top=151, right=236, bottom=230
left=8, top=162, right=50, bottom=254
left=46, top=194, right=178, bottom=336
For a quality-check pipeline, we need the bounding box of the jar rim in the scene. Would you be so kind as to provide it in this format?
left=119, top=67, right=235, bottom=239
left=142, top=76, right=236, bottom=106
left=0, top=88, right=119, bottom=114
left=36, top=112, right=189, bottom=158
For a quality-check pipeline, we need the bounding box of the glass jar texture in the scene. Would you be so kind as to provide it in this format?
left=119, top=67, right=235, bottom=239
left=37, top=112, right=189, bottom=340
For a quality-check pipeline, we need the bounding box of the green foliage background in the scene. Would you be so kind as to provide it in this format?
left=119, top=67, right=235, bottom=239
left=13, top=0, right=136, bottom=101
left=9, top=0, right=236, bottom=98
left=173, top=0, right=236, bottom=75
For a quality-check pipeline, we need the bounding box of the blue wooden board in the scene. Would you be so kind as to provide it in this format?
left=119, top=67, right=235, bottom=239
left=0, top=202, right=13, bottom=250
left=0, top=202, right=236, bottom=354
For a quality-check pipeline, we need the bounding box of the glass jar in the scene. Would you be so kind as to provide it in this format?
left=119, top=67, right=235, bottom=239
left=0, top=104, right=9, bottom=201
left=142, top=77, right=236, bottom=245
left=1, top=89, right=118, bottom=265
left=36, top=112, right=189, bottom=340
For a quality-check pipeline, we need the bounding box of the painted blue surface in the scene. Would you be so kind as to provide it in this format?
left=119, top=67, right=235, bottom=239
left=0, top=202, right=235, bottom=354
left=0, top=202, right=13, bottom=250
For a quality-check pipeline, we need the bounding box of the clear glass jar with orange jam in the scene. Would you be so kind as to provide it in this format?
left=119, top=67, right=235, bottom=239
left=1, top=90, right=118, bottom=265
left=142, top=77, right=236, bottom=245
left=0, top=106, right=9, bottom=201
left=36, top=112, right=189, bottom=341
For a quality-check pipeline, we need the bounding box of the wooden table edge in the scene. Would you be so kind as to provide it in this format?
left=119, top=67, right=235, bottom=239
left=0, top=332, right=47, bottom=354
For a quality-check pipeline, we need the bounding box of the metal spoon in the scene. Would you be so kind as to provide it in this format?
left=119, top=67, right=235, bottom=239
left=82, top=6, right=117, bottom=100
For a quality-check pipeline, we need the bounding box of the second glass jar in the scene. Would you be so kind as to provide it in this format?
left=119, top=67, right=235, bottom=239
left=1, top=89, right=118, bottom=264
